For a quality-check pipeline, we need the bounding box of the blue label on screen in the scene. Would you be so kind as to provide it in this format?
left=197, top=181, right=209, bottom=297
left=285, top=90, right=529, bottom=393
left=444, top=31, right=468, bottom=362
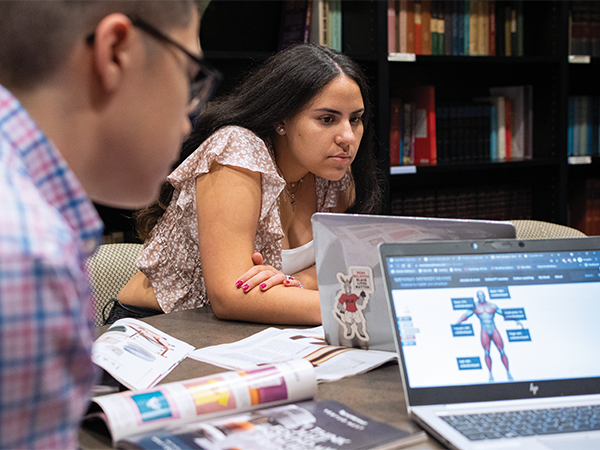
left=503, top=308, right=526, bottom=320
left=507, top=329, right=532, bottom=342
left=489, top=286, right=510, bottom=299
left=457, top=357, right=482, bottom=370
left=452, top=298, right=475, bottom=310
left=451, top=324, right=474, bottom=337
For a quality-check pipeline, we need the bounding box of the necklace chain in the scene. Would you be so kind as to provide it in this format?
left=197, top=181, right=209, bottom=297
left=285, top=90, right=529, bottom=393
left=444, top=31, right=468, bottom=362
left=276, top=163, right=305, bottom=211
left=283, top=176, right=304, bottom=211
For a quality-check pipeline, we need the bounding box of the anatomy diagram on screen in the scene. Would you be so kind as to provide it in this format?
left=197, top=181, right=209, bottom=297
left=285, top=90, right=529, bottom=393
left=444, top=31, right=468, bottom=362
left=454, top=290, right=518, bottom=382
left=333, top=267, right=373, bottom=341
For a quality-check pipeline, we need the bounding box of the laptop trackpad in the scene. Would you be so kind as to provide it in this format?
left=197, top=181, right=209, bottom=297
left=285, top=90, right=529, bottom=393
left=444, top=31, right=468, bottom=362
left=540, top=434, right=600, bottom=450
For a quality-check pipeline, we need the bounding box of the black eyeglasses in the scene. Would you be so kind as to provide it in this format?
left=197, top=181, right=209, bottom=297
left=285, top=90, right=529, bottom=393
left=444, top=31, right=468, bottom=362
left=87, top=16, right=221, bottom=114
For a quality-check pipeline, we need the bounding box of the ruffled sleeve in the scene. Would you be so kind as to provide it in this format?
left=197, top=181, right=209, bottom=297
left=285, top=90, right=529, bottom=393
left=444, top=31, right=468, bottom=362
left=137, top=126, right=286, bottom=313
left=168, top=126, right=285, bottom=226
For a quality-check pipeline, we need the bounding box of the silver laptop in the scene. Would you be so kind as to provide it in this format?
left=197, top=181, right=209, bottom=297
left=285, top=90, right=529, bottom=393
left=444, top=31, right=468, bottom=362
left=311, top=212, right=516, bottom=352
left=378, top=237, right=600, bottom=450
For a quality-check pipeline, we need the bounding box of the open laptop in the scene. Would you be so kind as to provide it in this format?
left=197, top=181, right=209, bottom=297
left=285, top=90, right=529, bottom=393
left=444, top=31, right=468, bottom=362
left=378, top=237, right=600, bottom=450
left=311, top=212, right=516, bottom=352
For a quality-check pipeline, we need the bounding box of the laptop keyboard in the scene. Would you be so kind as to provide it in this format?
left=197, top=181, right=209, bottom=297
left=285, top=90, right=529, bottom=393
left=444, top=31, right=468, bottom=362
left=442, top=405, right=600, bottom=441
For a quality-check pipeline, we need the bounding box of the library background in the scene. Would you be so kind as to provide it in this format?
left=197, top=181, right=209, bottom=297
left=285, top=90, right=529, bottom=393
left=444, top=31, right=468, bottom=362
left=97, top=0, right=600, bottom=243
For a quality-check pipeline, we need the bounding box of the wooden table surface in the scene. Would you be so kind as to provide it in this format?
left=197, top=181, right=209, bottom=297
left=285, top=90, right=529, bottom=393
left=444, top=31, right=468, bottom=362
left=79, top=307, right=444, bottom=449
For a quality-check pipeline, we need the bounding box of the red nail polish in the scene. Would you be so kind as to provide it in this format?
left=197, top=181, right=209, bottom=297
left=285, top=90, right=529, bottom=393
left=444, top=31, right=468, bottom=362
left=242, top=284, right=249, bottom=291
left=236, top=280, right=243, bottom=288
left=260, top=283, right=267, bottom=289
left=284, top=280, right=290, bottom=285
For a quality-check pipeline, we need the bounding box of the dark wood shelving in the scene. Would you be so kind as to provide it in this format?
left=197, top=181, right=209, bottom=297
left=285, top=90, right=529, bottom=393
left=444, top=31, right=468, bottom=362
left=97, top=0, right=597, bottom=239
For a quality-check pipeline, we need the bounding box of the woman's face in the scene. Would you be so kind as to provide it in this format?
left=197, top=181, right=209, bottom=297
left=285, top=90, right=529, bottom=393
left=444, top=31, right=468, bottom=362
left=276, top=75, right=365, bottom=182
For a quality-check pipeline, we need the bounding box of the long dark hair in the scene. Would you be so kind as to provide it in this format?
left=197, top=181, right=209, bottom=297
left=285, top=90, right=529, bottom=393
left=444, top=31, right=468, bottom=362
left=136, top=43, right=382, bottom=241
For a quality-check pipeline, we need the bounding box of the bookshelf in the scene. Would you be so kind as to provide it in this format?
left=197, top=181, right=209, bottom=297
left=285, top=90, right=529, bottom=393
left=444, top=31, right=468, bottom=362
left=96, top=0, right=600, bottom=241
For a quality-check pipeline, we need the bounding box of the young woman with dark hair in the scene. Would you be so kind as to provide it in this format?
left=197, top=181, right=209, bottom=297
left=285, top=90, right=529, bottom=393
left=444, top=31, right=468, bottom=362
left=112, top=43, right=383, bottom=325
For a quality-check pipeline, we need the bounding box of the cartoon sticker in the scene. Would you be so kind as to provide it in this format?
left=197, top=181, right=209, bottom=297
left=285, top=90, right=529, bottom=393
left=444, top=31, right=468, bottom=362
left=332, top=266, right=373, bottom=341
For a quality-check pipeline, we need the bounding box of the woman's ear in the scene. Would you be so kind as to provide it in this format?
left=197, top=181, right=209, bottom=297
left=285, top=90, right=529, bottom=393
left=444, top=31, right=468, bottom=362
left=90, top=13, right=136, bottom=93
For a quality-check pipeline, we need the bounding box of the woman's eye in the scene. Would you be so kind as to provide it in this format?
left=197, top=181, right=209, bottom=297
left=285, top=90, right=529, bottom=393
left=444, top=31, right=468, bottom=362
left=321, top=116, right=333, bottom=124
left=350, top=116, right=363, bottom=124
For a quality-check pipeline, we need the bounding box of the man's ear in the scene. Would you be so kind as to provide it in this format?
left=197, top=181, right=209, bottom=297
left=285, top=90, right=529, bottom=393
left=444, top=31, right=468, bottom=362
left=90, top=13, right=136, bottom=92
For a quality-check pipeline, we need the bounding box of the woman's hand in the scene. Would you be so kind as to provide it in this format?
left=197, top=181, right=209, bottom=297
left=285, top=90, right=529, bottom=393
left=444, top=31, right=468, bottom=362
left=234, top=251, right=303, bottom=292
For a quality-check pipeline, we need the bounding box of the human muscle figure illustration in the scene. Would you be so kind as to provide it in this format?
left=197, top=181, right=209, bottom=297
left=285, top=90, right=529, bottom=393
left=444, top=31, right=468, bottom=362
left=456, top=290, right=513, bottom=382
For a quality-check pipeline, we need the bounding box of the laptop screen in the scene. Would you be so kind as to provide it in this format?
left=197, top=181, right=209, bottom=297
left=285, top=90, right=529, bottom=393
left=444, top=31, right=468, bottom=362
left=379, top=238, right=600, bottom=406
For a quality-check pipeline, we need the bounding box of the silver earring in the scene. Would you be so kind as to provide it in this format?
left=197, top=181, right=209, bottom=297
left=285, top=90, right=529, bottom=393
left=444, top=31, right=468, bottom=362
left=277, top=126, right=285, bottom=135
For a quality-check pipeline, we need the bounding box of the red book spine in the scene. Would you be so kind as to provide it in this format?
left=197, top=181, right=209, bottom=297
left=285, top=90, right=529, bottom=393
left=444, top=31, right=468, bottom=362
left=414, top=1, right=422, bottom=54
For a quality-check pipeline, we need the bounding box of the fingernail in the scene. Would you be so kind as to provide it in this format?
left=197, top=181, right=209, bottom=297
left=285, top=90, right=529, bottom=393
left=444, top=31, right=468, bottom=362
left=242, top=284, right=249, bottom=291
left=284, top=280, right=291, bottom=285
left=254, top=250, right=261, bottom=254
left=288, top=276, right=295, bottom=280
left=236, top=280, right=243, bottom=288
left=260, top=283, right=267, bottom=289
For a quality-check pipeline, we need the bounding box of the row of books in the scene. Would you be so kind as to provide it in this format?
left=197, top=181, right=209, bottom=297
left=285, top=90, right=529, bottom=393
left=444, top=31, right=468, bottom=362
left=568, top=95, right=600, bottom=158
left=387, top=0, right=524, bottom=58
left=278, top=0, right=342, bottom=51
left=570, top=178, right=600, bottom=237
left=390, top=85, right=533, bottom=166
left=391, top=185, right=533, bottom=221
left=569, top=0, right=600, bottom=57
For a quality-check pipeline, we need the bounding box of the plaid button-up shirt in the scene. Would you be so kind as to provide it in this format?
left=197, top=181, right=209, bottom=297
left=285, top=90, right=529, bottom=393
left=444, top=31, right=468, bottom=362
left=0, top=85, right=103, bottom=449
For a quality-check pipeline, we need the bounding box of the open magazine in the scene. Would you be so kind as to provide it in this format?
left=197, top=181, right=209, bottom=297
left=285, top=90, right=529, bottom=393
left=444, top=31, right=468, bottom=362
left=92, top=318, right=195, bottom=390
left=84, top=360, right=426, bottom=450
left=190, top=326, right=397, bottom=382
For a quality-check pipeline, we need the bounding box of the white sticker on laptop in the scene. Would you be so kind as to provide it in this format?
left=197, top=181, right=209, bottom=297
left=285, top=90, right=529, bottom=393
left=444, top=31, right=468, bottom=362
left=333, top=266, right=374, bottom=342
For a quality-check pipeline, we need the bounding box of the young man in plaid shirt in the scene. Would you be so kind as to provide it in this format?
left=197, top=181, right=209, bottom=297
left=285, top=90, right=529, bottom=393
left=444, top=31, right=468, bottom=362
left=0, top=1, right=215, bottom=447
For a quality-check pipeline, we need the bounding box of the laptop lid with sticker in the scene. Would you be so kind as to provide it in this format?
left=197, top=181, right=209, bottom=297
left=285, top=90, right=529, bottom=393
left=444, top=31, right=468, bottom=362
left=312, top=213, right=516, bottom=352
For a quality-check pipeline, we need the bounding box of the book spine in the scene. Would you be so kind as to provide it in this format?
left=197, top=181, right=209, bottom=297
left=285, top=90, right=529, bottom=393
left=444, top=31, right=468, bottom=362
left=329, top=0, right=342, bottom=51
left=399, top=0, right=408, bottom=53
left=496, top=1, right=505, bottom=56
left=390, top=97, right=403, bottom=166
left=407, top=0, right=416, bottom=53
left=587, top=96, right=593, bottom=156
left=415, top=0, right=422, bottom=54
left=388, top=0, right=397, bottom=54
left=488, top=0, right=496, bottom=56
left=568, top=96, right=575, bottom=157
left=430, top=0, right=438, bottom=55
left=464, top=0, right=470, bottom=55
left=490, top=102, right=498, bottom=161
left=403, top=102, right=414, bottom=165
left=515, top=0, right=523, bottom=56
left=480, top=0, right=489, bottom=56
left=524, top=85, right=533, bottom=160
left=497, top=96, right=506, bottom=161
left=505, top=97, right=512, bottom=160
left=573, top=96, right=581, bottom=156
left=592, top=2, right=600, bottom=57
left=504, top=5, right=512, bottom=56
left=469, top=0, right=478, bottom=55
left=593, top=96, right=599, bottom=157
left=421, top=0, right=432, bottom=55
left=452, top=0, right=461, bottom=55
left=444, top=0, right=453, bottom=55
left=510, top=4, right=517, bottom=57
